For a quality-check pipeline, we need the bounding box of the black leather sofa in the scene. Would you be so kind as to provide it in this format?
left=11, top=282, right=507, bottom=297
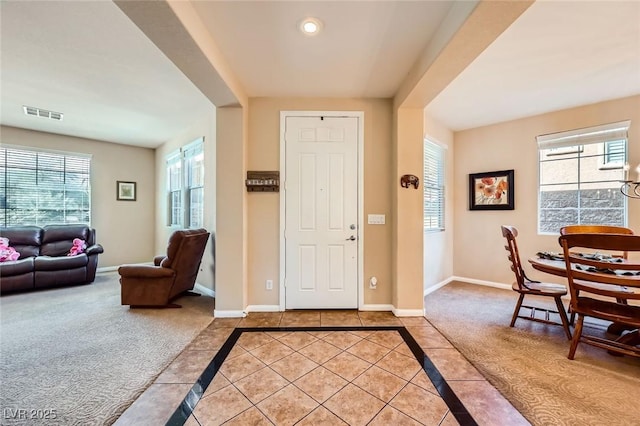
left=0, top=224, right=104, bottom=294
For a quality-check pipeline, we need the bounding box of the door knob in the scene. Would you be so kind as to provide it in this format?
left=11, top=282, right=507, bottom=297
left=346, top=236, right=356, bottom=241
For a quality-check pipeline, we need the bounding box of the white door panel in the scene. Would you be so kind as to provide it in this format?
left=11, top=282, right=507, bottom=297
left=285, top=116, right=358, bottom=309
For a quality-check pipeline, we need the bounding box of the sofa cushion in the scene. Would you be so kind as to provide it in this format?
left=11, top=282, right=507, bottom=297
left=0, top=257, right=35, bottom=276
left=0, top=226, right=42, bottom=258
left=41, top=225, right=90, bottom=257
left=34, top=254, right=88, bottom=271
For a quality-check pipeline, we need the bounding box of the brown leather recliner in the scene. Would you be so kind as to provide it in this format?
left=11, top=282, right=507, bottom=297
left=118, top=228, right=210, bottom=308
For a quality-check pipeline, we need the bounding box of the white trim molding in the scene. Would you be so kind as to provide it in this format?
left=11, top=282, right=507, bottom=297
left=245, top=305, right=280, bottom=313
left=359, top=304, right=394, bottom=312
left=451, top=276, right=511, bottom=291
left=194, top=284, right=215, bottom=298
left=423, top=277, right=455, bottom=297
left=213, top=310, right=246, bottom=318
left=392, top=308, right=425, bottom=317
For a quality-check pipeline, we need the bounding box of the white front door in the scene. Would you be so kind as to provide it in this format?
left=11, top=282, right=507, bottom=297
left=284, top=115, right=359, bottom=309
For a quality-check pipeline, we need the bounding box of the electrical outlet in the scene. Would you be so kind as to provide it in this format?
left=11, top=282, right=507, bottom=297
left=266, top=279, right=273, bottom=290
left=369, top=276, right=378, bottom=289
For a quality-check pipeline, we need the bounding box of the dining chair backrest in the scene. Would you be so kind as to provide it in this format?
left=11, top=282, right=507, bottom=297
left=558, top=233, right=640, bottom=303
left=559, top=225, right=634, bottom=259
left=559, top=225, right=634, bottom=235
left=502, top=225, right=572, bottom=338
left=501, top=225, right=526, bottom=290
left=558, top=232, right=640, bottom=358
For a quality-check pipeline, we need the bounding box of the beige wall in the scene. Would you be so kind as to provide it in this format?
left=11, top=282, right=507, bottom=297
left=1, top=125, right=155, bottom=268
left=423, top=115, right=455, bottom=291
left=215, top=106, right=249, bottom=312
left=392, top=108, right=424, bottom=311
left=155, top=106, right=217, bottom=290
left=454, top=95, right=640, bottom=286
left=246, top=98, right=393, bottom=307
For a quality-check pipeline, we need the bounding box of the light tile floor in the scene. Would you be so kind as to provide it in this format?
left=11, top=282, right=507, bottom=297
left=115, top=311, right=529, bottom=426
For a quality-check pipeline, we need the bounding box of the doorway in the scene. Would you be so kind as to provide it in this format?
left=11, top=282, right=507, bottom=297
left=280, top=111, right=363, bottom=309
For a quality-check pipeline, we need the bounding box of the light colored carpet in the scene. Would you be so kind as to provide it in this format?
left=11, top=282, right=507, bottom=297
left=424, top=281, right=640, bottom=426
left=0, top=272, right=214, bottom=425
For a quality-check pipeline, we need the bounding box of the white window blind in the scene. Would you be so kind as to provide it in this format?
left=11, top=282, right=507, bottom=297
left=166, top=150, right=182, bottom=227
left=184, top=138, right=204, bottom=228
left=536, top=120, right=629, bottom=233
left=0, top=146, right=91, bottom=226
left=423, top=139, right=444, bottom=231
left=166, top=137, right=205, bottom=228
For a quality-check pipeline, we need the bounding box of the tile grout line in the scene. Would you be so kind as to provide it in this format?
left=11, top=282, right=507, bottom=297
left=166, top=325, right=477, bottom=426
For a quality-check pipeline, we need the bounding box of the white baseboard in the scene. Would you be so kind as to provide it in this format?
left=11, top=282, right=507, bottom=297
left=392, top=308, right=424, bottom=317
left=213, top=309, right=246, bottom=318
left=423, top=277, right=455, bottom=297
left=245, top=305, right=280, bottom=313
left=451, top=276, right=511, bottom=291
left=194, top=284, right=215, bottom=298
left=97, top=266, right=119, bottom=273
left=359, top=304, right=394, bottom=312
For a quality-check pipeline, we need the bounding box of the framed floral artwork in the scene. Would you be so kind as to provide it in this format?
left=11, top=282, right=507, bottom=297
left=469, top=169, right=514, bottom=210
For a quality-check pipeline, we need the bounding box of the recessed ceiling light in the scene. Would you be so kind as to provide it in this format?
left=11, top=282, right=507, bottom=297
left=299, top=17, right=322, bottom=36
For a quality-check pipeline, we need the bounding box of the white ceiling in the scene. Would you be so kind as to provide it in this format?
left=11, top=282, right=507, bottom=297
left=1, top=1, right=639, bottom=148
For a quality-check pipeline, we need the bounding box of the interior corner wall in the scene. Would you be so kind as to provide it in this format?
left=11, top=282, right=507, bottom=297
left=423, top=114, right=454, bottom=292
left=0, top=125, right=155, bottom=267
left=247, top=97, right=393, bottom=308
left=154, top=105, right=217, bottom=290
left=392, top=108, right=424, bottom=310
left=453, top=95, right=640, bottom=286
left=215, top=106, right=247, bottom=311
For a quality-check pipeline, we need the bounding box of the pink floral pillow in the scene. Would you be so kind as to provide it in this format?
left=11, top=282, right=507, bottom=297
left=68, top=238, right=87, bottom=256
left=0, top=237, right=20, bottom=262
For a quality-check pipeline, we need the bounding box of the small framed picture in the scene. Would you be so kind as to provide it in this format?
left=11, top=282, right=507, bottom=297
left=469, top=170, right=514, bottom=210
left=117, top=181, right=137, bottom=201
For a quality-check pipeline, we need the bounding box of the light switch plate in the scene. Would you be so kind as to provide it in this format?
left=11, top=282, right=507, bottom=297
left=368, top=214, right=385, bottom=225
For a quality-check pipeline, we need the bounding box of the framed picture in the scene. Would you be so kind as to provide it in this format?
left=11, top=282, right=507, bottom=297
left=117, top=181, right=137, bottom=201
left=469, top=169, right=514, bottom=210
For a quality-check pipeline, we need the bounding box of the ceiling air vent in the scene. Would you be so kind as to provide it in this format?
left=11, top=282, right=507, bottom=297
left=23, top=106, right=64, bottom=121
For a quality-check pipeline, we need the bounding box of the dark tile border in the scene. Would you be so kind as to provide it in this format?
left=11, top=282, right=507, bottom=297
left=166, top=326, right=477, bottom=426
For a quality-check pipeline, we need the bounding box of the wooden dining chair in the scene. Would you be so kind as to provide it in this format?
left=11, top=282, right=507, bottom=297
left=559, top=225, right=634, bottom=258
left=559, top=225, right=634, bottom=324
left=501, top=225, right=572, bottom=339
left=558, top=233, right=640, bottom=359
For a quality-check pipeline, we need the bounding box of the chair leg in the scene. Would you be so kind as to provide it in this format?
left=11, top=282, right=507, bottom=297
left=554, top=297, right=572, bottom=340
left=568, top=315, right=584, bottom=360
left=569, top=289, right=581, bottom=326
left=510, top=294, right=525, bottom=327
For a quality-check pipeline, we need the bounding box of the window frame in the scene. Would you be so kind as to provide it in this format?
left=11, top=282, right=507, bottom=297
left=0, top=145, right=92, bottom=227
left=536, top=121, right=629, bottom=235
left=166, top=137, right=204, bottom=229
left=423, top=138, right=445, bottom=232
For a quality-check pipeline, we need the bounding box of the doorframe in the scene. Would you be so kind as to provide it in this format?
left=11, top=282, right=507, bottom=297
left=279, top=111, right=365, bottom=311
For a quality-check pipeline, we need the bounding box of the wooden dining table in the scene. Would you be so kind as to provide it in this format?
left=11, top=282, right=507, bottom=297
left=528, top=255, right=640, bottom=349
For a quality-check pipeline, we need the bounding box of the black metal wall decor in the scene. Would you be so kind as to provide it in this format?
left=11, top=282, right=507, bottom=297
left=246, top=171, right=280, bottom=192
left=400, top=174, right=420, bottom=189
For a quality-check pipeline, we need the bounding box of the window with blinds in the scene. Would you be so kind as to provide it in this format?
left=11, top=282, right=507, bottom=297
left=536, top=120, right=629, bottom=233
left=423, top=138, right=444, bottom=231
left=166, top=137, right=204, bottom=228
left=0, top=146, right=91, bottom=227
left=166, top=151, right=183, bottom=227
left=184, top=139, right=204, bottom=228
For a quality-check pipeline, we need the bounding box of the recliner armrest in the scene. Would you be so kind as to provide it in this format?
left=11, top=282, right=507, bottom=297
left=86, top=244, right=104, bottom=255
left=153, top=255, right=166, bottom=266
left=118, top=264, right=175, bottom=279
